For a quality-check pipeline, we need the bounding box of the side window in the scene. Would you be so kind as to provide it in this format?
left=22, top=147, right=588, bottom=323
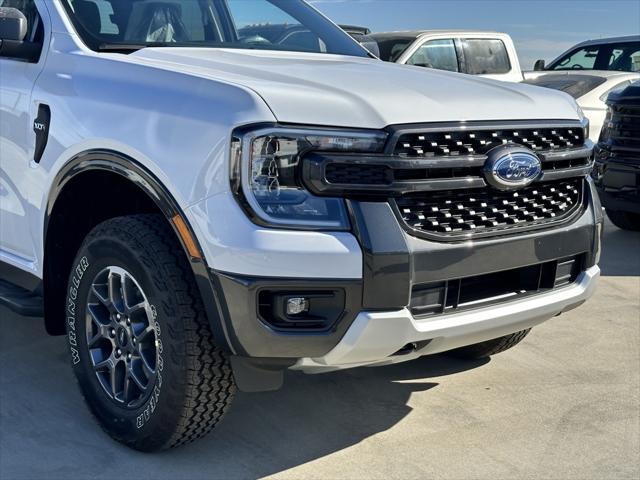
left=461, top=39, right=511, bottom=75
left=608, top=44, right=640, bottom=72
left=406, top=39, right=459, bottom=72
left=0, top=0, right=43, bottom=43
left=552, top=46, right=598, bottom=70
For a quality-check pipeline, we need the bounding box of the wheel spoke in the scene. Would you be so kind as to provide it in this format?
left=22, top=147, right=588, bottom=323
left=126, top=301, right=147, bottom=316
left=91, top=284, right=111, bottom=308
left=87, top=306, right=112, bottom=347
left=129, top=364, right=148, bottom=392
left=123, top=371, right=133, bottom=403
left=135, top=325, right=155, bottom=342
left=108, top=271, right=124, bottom=312
left=94, top=356, right=114, bottom=372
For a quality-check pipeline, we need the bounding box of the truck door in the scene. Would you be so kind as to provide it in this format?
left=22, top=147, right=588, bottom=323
left=0, top=0, right=48, bottom=268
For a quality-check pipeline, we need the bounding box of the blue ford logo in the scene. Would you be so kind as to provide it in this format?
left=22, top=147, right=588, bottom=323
left=484, top=146, right=542, bottom=190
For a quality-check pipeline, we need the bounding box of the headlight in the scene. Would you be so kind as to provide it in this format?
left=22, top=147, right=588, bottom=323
left=575, top=105, right=590, bottom=139
left=231, top=126, right=388, bottom=229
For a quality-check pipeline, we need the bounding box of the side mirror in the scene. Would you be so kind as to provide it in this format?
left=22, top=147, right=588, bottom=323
left=534, top=59, right=546, bottom=71
left=0, top=7, right=40, bottom=62
left=0, top=7, right=28, bottom=41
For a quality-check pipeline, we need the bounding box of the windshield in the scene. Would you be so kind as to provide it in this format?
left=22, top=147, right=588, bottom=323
left=368, top=35, right=416, bottom=62
left=60, top=0, right=369, bottom=57
left=548, top=42, right=640, bottom=72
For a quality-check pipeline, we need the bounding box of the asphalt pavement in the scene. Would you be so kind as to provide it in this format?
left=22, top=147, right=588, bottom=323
left=1, top=219, right=638, bottom=480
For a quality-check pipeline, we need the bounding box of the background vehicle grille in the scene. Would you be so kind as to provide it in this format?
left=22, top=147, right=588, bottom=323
left=602, top=104, right=640, bottom=160
left=394, top=126, right=585, bottom=158
left=396, top=178, right=583, bottom=237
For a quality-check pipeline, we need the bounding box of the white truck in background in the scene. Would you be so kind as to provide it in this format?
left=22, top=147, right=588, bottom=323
left=362, top=30, right=524, bottom=82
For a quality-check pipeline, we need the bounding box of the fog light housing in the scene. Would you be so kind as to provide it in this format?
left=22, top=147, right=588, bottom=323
left=286, top=297, right=310, bottom=316
left=258, top=290, right=346, bottom=332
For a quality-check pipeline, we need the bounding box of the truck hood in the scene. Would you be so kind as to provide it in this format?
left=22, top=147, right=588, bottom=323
left=131, top=48, right=581, bottom=129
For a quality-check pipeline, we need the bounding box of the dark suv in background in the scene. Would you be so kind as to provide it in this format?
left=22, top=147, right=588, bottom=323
left=594, top=82, right=640, bottom=230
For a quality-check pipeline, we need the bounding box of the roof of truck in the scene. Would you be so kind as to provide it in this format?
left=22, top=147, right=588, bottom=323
left=569, top=35, right=640, bottom=48
left=368, top=30, right=510, bottom=40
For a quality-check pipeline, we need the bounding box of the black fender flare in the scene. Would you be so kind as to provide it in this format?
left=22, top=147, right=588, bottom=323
left=45, top=149, right=236, bottom=353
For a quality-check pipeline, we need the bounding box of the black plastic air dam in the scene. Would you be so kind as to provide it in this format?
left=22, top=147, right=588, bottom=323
left=214, top=272, right=363, bottom=358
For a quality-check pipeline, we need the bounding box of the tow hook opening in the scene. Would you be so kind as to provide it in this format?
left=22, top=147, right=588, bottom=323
left=392, top=340, right=432, bottom=357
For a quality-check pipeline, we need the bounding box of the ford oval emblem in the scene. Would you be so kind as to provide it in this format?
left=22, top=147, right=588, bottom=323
left=484, top=146, right=542, bottom=190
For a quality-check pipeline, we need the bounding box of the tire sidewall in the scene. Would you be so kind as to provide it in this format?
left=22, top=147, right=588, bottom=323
left=66, top=231, right=186, bottom=450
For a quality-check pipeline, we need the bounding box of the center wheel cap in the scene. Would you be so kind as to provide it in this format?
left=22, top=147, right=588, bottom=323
left=116, top=326, right=129, bottom=348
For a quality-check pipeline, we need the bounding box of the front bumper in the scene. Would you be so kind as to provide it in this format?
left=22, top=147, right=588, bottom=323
left=593, top=155, right=640, bottom=214
left=293, top=266, right=599, bottom=373
left=206, top=178, right=602, bottom=361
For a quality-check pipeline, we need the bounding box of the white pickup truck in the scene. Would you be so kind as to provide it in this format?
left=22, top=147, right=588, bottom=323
left=0, top=0, right=601, bottom=451
left=365, top=30, right=524, bottom=82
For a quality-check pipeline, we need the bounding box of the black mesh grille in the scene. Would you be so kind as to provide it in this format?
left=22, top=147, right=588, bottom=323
left=394, top=127, right=585, bottom=157
left=607, top=104, right=640, bottom=157
left=397, top=179, right=583, bottom=237
left=325, top=163, right=391, bottom=185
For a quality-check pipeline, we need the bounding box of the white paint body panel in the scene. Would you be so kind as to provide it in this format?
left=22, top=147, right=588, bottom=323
left=0, top=1, right=582, bottom=281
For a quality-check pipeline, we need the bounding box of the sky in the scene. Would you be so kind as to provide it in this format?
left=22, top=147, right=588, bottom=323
left=309, top=0, right=640, bottom=69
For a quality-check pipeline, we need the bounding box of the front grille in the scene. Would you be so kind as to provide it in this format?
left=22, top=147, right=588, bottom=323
left=410, top=255, right=585, bottom=318
left=303, top=121, right=592, bottom=240
left=325, top=163, right=391, bottom=185
left=603, top=104, right=640, bottom=159
left=394, top=126, right=585, bottom=157
left=397, top=178, right=583, bottom=238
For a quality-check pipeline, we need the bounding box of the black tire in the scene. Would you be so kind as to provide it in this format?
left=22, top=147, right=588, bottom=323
left=445, top=329, right=531, bottom=360
left=65, top=214, right=235, bottom=451
left=606, top=209, right=640, bottom=231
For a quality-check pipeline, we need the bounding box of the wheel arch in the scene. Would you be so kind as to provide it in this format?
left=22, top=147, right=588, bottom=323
left=43, top=150, right=233, bottom=352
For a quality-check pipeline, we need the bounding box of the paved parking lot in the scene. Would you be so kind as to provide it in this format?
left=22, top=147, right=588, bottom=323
left=1, top=219, right=638, bottom=480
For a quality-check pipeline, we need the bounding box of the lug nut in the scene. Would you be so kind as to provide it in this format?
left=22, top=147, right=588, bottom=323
left=110, top=328, right=116, bottom=337
left=126, top=318, right=131, bottom=326
left=116, top=348, right=122, bottom=357
left=116, top=314, right=121, bottom=320
left=127, top=353, right=132, bottom=361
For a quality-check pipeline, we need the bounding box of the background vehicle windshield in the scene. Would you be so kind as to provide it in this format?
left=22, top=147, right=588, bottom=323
left=367, top=34, right=416, bottom=62
left=548, top=42, right=640, bottom=72
left=60, top=0, right=369, bottom=57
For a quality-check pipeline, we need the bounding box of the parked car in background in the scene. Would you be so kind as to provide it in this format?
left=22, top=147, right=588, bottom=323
left=339, top=24, right=371, bottom=41
left=524, top=71, right=640, bottom=142
left=527, top=35, right=640, bottom=78
left=366, top=30, right=523, bottom=82
left=339, top=24, right=380, bottom=56
left=593, top=82, right=640, bottom=230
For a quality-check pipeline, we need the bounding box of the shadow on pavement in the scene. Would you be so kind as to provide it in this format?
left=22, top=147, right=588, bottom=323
left=599, top=218, right=640, bottom=277
left=0, top=308, right=489, bottom=479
